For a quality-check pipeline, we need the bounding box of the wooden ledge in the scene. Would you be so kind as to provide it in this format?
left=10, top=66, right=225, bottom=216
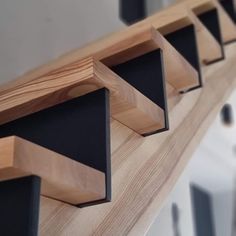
left=179, top=0, right=236, bottom=43
left=101, top=27, right=198, bottom=91
left=0, top=136, right=105, bottom=205
left=0, top=57, right=166, bottom=135
left=138, top=3, right=223, bottom=64
left=0, top=4, right=211, bottom=96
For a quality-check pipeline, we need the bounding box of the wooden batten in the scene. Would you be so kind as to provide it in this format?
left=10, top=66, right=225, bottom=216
left=101, top=27, right=198, bottom=92
left=0, top=136, right=106, bottom=205
left=138, top=3, right=223, bottom=64
left=0, top=56, right=166, bottom=135
left=179, top=0, right=236, bottom=43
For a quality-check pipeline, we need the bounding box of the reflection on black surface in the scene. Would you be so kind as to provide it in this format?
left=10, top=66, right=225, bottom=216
left=171, top=203, right=181, bottom=236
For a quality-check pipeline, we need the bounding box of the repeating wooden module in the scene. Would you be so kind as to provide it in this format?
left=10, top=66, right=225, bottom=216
left=178, top=0, right=236, bottom=44
left=0, top=136, right=106, bottom=205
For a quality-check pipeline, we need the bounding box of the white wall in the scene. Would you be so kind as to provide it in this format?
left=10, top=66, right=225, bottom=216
left=0, top=0, right=125, bottom=85
left=147, top=90, right=236, bottom=236
left=147, top=169, right=195, bottom=236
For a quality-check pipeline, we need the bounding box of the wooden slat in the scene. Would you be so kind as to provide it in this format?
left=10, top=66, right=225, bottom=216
left=0, top=56, right=165, bottom=135
left=101, top=27, right=198, bottom=91
left=37, top=42, right=236, bottom=236
left=0, top=136, right=105, bottom=205
left=0, top=3, right=213, bottom=95
left=137, top=3, right=222, bottom=63
left=178, top=0, right=236, bottom=43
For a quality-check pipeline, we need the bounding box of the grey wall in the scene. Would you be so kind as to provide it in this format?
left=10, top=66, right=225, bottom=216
left=0, top=0, right=124, bottom=85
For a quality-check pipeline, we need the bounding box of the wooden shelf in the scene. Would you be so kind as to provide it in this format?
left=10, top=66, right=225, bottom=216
left=179, top=0, right=236, bottom=44
left=25, top=43, right=236, bottom=236
left=0, top=55, right=166, bottom=136
left=136, top=3, right=223, bottom=64
left=0, top=136, right=106, bottom=205
left=0, top=27, right=200, bottom=135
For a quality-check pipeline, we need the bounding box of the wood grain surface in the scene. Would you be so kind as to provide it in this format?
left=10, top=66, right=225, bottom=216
left=178, top=0, right=236, bottom=43
left=0, top=136, right=105, bottom=205
left=37, top=42, right=236, bottom=236
left=0, top=2, right=222, bottom=94
left=0, top=27, right=200, bottom=135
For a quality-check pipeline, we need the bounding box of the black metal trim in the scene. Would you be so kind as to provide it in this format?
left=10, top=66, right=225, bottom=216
left=0, top=176, right=41, bottom=236
left=0, top=89, right=111, bottom=208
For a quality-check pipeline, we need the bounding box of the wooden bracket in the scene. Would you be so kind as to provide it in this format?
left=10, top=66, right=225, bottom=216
left=197, top=8, right=225, bottom=64
left=0, top=89, right=111, bottom=207
left=165, top=24, right=202, bottom=92
left=219, top=0, right=236, bottom=30
left=179, top=0, right=236, bottom=44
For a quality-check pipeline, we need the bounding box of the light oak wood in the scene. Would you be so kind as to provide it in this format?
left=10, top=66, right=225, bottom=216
left=0, top=3, right=217, bottom=96
left=0, top=56, right=167, bottom=135
left=178, top=0, right=236, bottom=43
left=0, top=27, right=201, bottom=135
left=37, top=43, right=236, bottom=236
left=101, top=27, right=198, bottom=91
left=0, top=136, right=105, bottom=205
left=140, top=2, right=222, bottom=63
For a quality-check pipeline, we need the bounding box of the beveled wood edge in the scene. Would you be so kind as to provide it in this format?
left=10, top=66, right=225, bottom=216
left=0, top=136, right=106, bottom=205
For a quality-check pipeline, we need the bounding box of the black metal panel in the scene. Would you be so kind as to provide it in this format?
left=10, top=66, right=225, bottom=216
left=0, top=176, right=41, bottom=236
left=165, top=25, right=202, bottom=92
left=111, top=49, right=169, bottom=136
left=198, top=8, right=225, bottom=63
left=219, top=0, right=236, bottom=23
left=0, top=89, right=111, bottom=207
left=119, top=0, right=146, bottom=25
left=191, top=185, right=216, bottom=236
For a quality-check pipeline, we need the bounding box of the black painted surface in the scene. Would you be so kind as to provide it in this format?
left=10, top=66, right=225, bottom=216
left=191, top=185, right=216, bottom=236
left=111, top=49, right=169, bottom=135
left=219, top=0, right=236, bottom=23
left=119, top=0, right=146, bottom=24
left=165, top=25, right=202, bottom=92
left=0, top=89, right=111, bottom=206
left=198, top=9, right=225, bottom=63
left=221, top=103, right=234, bottom=126
left=0, top=176, right=41, bottom=236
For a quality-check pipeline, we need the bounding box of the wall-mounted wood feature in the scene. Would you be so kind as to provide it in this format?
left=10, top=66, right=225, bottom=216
left=35, top=42, right=236, bottom=236
left=0, top=89, right=111, bottom=207
left=0, top=27, right=199, bottom=135
left=0, top=136, right=106, bottom=205
left=120, top=2, right=223, bottom=65
left=179, top=0, right=236, bottom=44
left=219, top=0, right=236, bottom=24
left=186, top=1, right=225, bottom=63
left=0, top=176, right=40, bottom=236
left=0, top=56, right=166, bottom=136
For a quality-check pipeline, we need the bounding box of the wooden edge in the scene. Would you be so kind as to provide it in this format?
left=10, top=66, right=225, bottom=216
left=94, top=59, right=165, bottom=135
left=176, top=0, right=223, bottom=63
left=0, top=57, right=165, bottom=135
left=179, top=0, right=236, bottom=43
left=213, top=0, right=236, bottom=43
left=151, top=28, right=199, bottom=91
left=188, top=8, right=223, bottom=63
left=101, top=27, right=198, bottom=92
left=0, top=136, right=106, bottom=205
left=0, top=4, right=193, bottom=95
